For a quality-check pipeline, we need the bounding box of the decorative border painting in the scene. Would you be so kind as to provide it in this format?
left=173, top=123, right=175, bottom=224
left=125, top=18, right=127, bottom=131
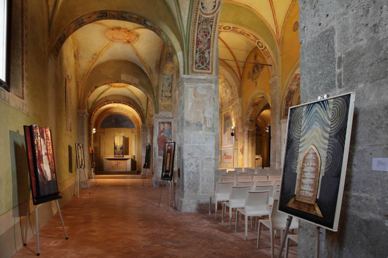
left=278, top=93, right=355, bottom=231
left=161, top=142, right=175, bottom=181
left=24, top=125, right=60, bottom=204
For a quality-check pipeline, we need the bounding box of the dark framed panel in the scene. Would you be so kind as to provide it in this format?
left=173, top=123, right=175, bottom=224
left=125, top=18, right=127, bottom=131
left=24, top=125, right=61, bottom=205
left=278, top=93, right=355, bottom=231
left=75, top=143, right=85, bottom=169
left=68, top=145, right=73, bottom=173
left=161, top=142, right=175, bottom=181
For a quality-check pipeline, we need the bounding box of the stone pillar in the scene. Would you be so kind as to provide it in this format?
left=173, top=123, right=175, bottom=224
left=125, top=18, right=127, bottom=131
left=269, top=75, right=281, bottom=169
left=176, top=74, right=218, bottom=212
left=77, top=110, right=91, bottom=178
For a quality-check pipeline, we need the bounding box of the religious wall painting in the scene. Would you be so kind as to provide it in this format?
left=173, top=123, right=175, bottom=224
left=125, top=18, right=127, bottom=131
left=161, top=142, right=175, bottom=181
left=24, top=125, right=60, bottom=205
left=157, top=121, right=172, bottom=156
left=222, top=112, right=233, bottom=147
left=114, top=135, right=129, bottom=157
left=160, top=74, right=173, bottom=104
left=221, top=148, right=233, bottom=164
left=283, top=73, right=301, bottom=118
left=248, top=52, right=264, bottom=83
left=279, top=93, right=355, bottom=231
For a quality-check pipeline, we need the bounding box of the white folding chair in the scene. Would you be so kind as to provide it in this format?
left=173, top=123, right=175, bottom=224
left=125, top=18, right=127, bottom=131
left=213, top=182, right=234, bottom=219
left=257, top=200, right=299, bottom=258
left=236, top=191, right=271, bottom=240
left=223, top=186, right=250, bottom=225
left=255, top=185, right=274, bottom=204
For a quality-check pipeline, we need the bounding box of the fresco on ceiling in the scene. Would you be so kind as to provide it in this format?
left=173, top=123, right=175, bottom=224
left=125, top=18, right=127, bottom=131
left=53, top=10, right=164, bottom=56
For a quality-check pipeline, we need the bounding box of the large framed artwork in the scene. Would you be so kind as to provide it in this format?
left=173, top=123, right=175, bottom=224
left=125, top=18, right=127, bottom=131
left=0, top=0, right=10, bottom=89
left=161, top=142, right=175, bottom=181
left=75, top=143, right=85, bottom=169
left=24, top=125, right=61, bottom=205
left=157, top=121, right=172, bottom=157
left=68, top=145, right=73, bottom=173
left=278, top=93, right=355, bottom=231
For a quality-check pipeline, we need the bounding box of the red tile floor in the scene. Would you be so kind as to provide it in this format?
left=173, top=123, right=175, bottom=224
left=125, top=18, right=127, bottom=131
left=13, top=177, right=297, bottom=258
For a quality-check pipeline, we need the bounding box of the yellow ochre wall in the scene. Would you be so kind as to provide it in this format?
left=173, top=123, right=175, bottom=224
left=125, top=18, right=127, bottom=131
left=0, top=1, right=79, bottom=257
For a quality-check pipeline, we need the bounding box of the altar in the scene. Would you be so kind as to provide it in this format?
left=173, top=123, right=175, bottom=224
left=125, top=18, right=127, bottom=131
left=103, top=156, right=136, bottom=172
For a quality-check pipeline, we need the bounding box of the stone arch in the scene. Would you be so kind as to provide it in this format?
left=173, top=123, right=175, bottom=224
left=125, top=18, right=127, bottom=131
left=89, top=95, right=147, bottom=125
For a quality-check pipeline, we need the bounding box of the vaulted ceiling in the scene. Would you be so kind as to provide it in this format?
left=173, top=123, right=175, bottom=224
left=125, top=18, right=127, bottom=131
left=68, top=20, right=163, bottom=87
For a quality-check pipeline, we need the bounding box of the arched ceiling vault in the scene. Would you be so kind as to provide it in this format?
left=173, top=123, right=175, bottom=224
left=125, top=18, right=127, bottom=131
left=49, top=1, right=183, bottom=63
left=81, top=60, right=157, bottom=113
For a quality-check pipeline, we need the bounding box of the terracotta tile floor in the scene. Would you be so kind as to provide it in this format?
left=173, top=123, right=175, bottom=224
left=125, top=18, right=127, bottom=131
left=13, top=178, right=297, bottom=258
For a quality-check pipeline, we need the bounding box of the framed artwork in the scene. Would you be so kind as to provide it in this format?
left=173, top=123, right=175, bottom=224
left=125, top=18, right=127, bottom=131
left=161, top=142, right=175, bottom=181
left=157, top=121, right=172, bottom=157
left=68, top=145, right=73, bottom=173
left=0, top=0, right=10, bottom=89
left=143, top=143, right=151, bottom=169
left=24, top=125, right=61, bottom=205
left=114, top=135, right=124, bottom=156
left=75, top=143, right=85, bottom=169
left=278, top=93, right=355, bottom=231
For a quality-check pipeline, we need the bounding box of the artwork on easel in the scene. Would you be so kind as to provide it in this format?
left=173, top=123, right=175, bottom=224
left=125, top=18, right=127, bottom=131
left=75, top=143, right=85, bottom=169
left=161, top=142, right=175, bottom=181
left=68, top=145, right=73, bottom=173
left=278, top=93, right=355, bottom=231
left=143, top=143, right=151, bottom=169
left=24, top=125, right=61, bottom=205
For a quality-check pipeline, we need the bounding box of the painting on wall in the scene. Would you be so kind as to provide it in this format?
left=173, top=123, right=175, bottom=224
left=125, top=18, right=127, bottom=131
left=160, top=74, right=173, bottom=104
left=68, top=145, right=73, bottom=173
left=221, top=148, right=233, bottom=164
left=157, top=121, right=172, bottom=157
left=75, top=143, right=85, bottom=169
left=222, top=112, right=233, bottom=146
left=114, top=135, right=129, bottom=157
left=283, top=73, right=301, bottom=118
left=24, top=125, right=60, bottom=205
left=161, top=142, right=175, bottom=181
left=278, top=93, right=355, bottom=231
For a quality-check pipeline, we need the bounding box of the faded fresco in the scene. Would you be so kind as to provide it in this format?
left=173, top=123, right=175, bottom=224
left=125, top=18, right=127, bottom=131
left=157, top=122, right=172, bottom=157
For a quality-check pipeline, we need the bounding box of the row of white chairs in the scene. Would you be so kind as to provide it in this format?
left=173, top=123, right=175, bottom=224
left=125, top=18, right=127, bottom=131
left=211, top=179, right=298, bottom=258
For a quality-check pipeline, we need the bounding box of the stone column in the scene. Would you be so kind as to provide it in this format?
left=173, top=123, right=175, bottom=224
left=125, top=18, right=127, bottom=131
left=176, top=74, right=218, bottom=212
left=77, top=110, right=91, bottom=178
left=270, top=75, right=281, bottom=169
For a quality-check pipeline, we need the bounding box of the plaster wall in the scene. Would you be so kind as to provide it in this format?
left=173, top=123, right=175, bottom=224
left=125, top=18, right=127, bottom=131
left=298, top=0, right=388, bottom=257
left=0, top=1, right=79, bottom=257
